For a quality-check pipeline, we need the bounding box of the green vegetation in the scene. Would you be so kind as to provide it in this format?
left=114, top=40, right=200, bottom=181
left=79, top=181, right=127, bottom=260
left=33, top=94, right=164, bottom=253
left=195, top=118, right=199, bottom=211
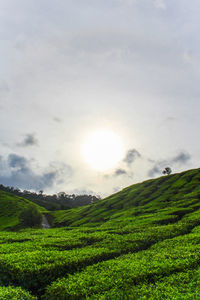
left=19, top=205, right=43, bottom=228
left=50, top=168, right=200, bottom=228
left=0, top=190, right=46, bottom=230
left=0, top=168, right=200, bottom=298
left=0, top=184, right=100, bottom=211
left=0, top=286, right=36, bottom=300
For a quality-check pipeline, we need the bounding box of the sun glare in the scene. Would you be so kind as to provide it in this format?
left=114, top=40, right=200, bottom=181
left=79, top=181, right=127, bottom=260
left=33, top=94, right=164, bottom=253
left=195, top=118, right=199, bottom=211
left=82, top=130, right=124, bottom=171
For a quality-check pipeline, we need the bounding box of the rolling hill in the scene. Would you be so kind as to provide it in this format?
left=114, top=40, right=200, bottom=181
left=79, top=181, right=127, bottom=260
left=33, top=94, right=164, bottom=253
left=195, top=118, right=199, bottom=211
left=51, top=168, right=200, bottom=228
left=0, top=190, right=46, bottom=230
left=1, top=168, right=200, bottom=298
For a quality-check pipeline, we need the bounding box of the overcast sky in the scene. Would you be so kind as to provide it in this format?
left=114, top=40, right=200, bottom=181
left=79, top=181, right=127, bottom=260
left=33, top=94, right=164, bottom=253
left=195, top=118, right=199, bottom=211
left=0, top=0, right=200, bottom=196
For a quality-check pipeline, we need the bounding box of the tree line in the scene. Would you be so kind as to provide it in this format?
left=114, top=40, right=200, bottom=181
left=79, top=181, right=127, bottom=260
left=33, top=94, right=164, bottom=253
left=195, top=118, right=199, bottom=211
left=0, top=184, right=101, bottom=211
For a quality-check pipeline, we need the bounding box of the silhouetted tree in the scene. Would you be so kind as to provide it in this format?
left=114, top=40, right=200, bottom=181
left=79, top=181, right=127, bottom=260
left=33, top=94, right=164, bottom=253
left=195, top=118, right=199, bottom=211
left=162, top=167, right=172, bottom=175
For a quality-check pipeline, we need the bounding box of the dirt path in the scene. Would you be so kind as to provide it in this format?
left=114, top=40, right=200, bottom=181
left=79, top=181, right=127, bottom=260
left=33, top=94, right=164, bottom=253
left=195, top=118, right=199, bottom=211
left=41, top=215, right=51, bottom=229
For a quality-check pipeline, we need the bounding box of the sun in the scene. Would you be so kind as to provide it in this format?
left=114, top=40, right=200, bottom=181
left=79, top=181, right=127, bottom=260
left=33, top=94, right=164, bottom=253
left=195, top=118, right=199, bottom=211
left=82, top=129, right=124, bottom=171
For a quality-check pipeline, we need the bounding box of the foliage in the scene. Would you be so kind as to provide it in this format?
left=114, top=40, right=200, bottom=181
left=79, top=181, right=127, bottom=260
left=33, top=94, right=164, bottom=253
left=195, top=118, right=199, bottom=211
left=0, top=286, right=36, bottom=299
left=19, top=205, right=42, bottom=227
left=0, top=168, right=199, bottom=298
left=0, top=190, right=45, bottom=230
left=162, top=166, right=172, bottom=175
left=51, top=168, right=200, bottom=227
left=0, top=184, right=100, bottom=211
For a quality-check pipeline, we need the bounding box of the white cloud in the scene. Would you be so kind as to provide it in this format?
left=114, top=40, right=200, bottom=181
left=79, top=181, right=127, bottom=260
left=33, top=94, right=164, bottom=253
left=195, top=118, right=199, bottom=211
left=154, top=0, right=166, bottom=9
left=183, top=51, right=194, bottom=64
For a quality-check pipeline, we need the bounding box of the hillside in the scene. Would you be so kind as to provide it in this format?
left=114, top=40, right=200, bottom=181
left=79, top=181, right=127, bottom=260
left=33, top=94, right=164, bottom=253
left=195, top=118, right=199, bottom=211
left=0, top=190, right=46, bottom=230
left=51, top=168, right=200, bottom=228
left=1, top=168, right=200, bottom=298
left=0, top=184, right=100, bottom=211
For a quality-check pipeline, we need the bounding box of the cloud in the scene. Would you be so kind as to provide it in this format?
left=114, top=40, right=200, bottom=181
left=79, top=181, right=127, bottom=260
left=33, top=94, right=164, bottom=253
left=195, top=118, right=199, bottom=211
left=69, top=188, right=96, bottom=195
left=8, top=154, right=27, bottom=169
left=0, top=156, right=3, bottom=168
left=0, top=81, right=10, bottom=93
left=53, top=117, right=62, bottom=123
left=183, top=51, right=194, bottom=64
left=17, top=134, right=38, bottom=147
left=171, top=152, right=191, bottom=164
left=0, top=81, right=10, bottom=110
left=165, top=116, right=176, bottom=122
left=114, top=168, right=128, bottom=176
left=147, top=151, right=191, bottom=177
left=123, top=149, right=141, bottom=165
left=148, top=165, right=162, bottom=177
left=104, top=149, right=141, bottom=179
left=0, top=154, right=72, bottom=191
left=153, top=0, right=166, bottom=9
left=113, top=186, right=121, bottom=193
left=104, top=168, right=130, bottom=179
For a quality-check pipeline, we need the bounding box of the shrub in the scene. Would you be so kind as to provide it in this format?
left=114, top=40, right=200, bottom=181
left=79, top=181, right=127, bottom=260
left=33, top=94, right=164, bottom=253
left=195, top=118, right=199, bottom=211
left=19, top=205, right=42, bottom=227
left=0, top=286, right=37, bottom=299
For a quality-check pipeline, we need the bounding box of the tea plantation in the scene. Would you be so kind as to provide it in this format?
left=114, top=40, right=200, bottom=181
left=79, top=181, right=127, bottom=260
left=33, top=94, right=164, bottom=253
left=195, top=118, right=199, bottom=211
left=0, top=191, right=46, bottom=231
left=1, top=168, right=200, bottom=299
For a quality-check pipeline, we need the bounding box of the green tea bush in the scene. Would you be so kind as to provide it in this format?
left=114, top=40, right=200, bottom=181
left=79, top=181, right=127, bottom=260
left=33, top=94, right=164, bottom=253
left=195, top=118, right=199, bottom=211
left=43, top=231, right=200, bottom=299
left=0, top=286, right=37, bottom=300
left=91, top=267, right=200, bottom=299
left=0, top=247, right=118, bottom=293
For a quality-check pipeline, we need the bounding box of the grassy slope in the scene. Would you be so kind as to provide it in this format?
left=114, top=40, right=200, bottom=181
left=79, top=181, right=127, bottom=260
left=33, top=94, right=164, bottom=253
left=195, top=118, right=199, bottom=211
left=51, top=168, right=200, bottom=228
left=0, top=190, right=47, bottom=230
left=1, top=168, right=200, bottom=298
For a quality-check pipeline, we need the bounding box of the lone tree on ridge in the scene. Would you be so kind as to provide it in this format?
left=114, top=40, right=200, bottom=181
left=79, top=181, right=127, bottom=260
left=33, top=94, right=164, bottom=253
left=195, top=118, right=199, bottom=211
left=162, top=167, right=172, bottom=175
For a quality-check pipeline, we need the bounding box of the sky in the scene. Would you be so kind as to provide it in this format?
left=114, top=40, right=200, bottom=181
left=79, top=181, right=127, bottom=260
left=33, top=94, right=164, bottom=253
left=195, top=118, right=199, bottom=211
left=0, top=0, right=200, bottom=196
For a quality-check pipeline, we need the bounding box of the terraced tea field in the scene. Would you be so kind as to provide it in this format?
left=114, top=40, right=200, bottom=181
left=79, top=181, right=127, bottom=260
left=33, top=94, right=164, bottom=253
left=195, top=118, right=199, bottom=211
left=1, top=168, right=200, bottom=299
